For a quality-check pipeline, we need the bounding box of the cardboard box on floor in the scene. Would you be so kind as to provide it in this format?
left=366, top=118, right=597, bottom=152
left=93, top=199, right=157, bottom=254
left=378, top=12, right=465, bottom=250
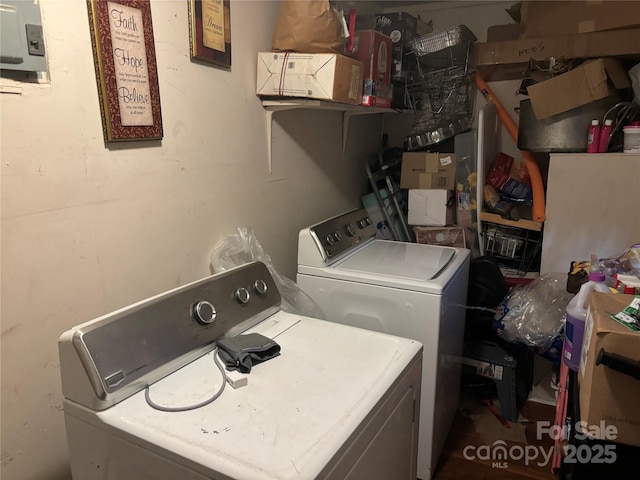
left=413, top=226, right=466, bottom=248
left=520, top=1, right=640, bottom=38
left=256, top=52, right=363, bottom=105
left=579, top=292, right=640, bottom=448
left=400, top=152, right=456, bottom=190
left=475, top=28, right=640, bottom=82
left=527, top=58, right=632, bottom=120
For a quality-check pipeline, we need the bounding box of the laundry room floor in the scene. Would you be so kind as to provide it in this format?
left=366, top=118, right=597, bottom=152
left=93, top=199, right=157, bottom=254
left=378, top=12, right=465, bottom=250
left=433, top=394, right=557, bottom=480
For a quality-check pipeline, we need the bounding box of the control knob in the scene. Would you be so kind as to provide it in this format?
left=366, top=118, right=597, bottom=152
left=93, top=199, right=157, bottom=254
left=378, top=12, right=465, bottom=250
left=234, top=287, right=250, bottom=305
left=345, top=223, right=356, bottom=237
left=253, top=279, right=268, bottom=296
left=193, top=300, right=217, bottom=325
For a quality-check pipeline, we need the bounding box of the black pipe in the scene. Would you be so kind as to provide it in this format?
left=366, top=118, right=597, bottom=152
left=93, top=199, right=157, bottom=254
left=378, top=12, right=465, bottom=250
left=595, top=348, right=640, bottom=380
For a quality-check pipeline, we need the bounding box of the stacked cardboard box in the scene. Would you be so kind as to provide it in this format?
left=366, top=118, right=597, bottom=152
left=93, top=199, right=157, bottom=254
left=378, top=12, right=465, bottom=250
left=400, top=152, right=457, bottom=228
left=256, top=53, right=364, bottom=105
left=476, top=1, right=640, bottom=82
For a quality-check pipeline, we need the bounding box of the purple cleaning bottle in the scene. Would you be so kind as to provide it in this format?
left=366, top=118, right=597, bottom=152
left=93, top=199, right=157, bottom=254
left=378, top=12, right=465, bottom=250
left=563, top=272, right=610, bottom=371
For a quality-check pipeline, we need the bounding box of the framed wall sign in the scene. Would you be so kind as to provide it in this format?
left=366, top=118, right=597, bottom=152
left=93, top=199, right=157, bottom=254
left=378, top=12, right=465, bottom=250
left=188, top=0, right=231, bottom=68
left=87, top=0, right=163, bottom=142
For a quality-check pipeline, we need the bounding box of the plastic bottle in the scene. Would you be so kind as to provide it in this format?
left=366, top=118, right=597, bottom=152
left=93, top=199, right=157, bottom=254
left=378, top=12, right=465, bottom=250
left=598, top=118, right=613, bottom=153
left=587, top=119, right=600, bottom=153
left=563, top=272, right=610, bottom=371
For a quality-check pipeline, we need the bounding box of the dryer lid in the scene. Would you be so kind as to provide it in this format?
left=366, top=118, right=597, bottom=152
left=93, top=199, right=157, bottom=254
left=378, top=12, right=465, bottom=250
left=336, top=240, right=456, bottom=281
left=91, top=313, right=422, bottom=480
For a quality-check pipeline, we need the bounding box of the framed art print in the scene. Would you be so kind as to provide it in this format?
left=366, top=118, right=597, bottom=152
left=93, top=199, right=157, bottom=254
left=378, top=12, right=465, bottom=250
left=188, top=0, right=231, bottom=68
left=87, top=0, right=163, bottom=142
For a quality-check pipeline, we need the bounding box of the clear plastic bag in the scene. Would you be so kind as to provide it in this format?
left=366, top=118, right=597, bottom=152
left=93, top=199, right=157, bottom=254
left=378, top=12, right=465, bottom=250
left=210, top=227, right=326, bottom=320
left=493, top=273, right=575, bottom=352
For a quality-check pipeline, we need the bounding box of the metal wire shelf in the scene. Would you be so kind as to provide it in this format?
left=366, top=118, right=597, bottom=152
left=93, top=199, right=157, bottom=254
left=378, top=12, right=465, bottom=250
left=403, top=25, right=477, bottom=150
left=404, top=65, right=475, bottom=150
left=482, top=223, right=543, bottom=276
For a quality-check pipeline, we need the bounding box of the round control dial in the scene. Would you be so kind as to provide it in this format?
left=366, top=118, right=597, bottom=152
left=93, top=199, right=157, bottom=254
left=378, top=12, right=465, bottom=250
left=364, top=217, right=372, bottom=226
left=193, top=300, right=217, bottom=325
left=325, top=234, right=335, bottom=246
left=358, top=219, right=367, bottom=229
left=334, top=231, right=343, bottom=242
left=253, top=279, right=268, bottom=296
left=345, top=223, right=356, bottom=237
left=234, top=287, right=250, bottom=305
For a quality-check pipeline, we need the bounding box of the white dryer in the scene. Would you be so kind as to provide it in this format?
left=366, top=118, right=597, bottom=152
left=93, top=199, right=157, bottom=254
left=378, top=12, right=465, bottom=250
left=59, top=261, right=423, bottom=480
left=297, top=209, right=470, bottom=480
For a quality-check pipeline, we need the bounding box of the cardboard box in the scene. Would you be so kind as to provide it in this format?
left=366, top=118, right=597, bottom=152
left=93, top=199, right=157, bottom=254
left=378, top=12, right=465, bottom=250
left=353, top=30, right=393, bottom=107
left=527, top=58, right=632, bottom=120
left=400, top=152, right=456, bottom=190
left=475, top=28, right=640, bottom=82
left=413, top=226, right=466, bottom=248
left=375, top=12, right=418, bottom=80
left=520, top=1, right=640, bottom=38
left=256, top=52, right=363, bottom=105
left=579, top=292, right=640, bottom=448
left=486, top=152, right=532, bottom=201
left=408, top=189, right=455, bottom=226
left=486, top=23, right=523, bottom=42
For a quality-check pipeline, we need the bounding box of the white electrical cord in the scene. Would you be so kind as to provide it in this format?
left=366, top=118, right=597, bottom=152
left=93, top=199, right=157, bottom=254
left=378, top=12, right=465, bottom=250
left=145, top=347, right=226, bottom=412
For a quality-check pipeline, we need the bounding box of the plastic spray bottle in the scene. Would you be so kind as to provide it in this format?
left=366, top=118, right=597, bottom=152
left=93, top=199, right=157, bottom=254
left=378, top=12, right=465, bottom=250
left=563, top=271, right=610, bottom=371
left=598, top=119, right=613, bottom=153
left=587, top=120, right=600, bottom=153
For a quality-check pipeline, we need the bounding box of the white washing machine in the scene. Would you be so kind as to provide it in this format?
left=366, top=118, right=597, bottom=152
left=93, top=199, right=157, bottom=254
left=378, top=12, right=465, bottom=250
left=59, top=261, right=423, bottom=480
left=297, top=209, right=470, bottom=480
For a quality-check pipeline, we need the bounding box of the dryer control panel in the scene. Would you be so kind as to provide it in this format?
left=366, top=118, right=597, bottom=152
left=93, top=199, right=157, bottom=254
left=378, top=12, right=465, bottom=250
left=59, top=261, right=280, bottom=411
left=308, top=208, right=377, bottom=263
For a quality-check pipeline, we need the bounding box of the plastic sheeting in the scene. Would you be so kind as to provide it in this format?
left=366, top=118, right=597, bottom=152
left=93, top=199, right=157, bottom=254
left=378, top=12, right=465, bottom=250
left=210, top=227, right=326, bottom=320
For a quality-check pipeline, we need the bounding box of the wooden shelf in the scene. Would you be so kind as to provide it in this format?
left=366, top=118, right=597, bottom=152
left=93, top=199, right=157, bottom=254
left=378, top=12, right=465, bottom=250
left=479, top=211, right=543, bottom=232
left=261, top=98, right=402, bottom=172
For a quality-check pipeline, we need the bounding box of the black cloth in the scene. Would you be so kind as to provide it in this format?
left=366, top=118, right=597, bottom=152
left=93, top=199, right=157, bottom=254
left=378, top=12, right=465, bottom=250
left=217, top=333, right=280, bottom=373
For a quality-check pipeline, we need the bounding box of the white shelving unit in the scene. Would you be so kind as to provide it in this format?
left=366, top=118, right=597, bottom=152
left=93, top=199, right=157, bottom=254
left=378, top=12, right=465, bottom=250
left=261, top=99, right=402, bottom=172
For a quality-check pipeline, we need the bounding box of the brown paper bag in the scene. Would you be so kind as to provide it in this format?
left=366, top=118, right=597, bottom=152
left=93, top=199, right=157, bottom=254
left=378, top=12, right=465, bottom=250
left=272, top=1, right=344, bottom=54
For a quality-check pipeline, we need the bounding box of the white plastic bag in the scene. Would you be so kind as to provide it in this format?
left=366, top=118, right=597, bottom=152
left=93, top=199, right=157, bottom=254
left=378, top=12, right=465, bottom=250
left=210, top=227, right=326, bottom=319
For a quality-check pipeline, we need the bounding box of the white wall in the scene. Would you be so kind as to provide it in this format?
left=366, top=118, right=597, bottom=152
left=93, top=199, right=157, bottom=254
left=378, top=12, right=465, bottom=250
left=0, top=1, right=381, bottom=478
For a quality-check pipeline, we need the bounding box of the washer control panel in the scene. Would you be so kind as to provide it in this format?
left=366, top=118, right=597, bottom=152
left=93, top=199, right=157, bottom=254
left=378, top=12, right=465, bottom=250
left=310, top=208, right=376, bottom=261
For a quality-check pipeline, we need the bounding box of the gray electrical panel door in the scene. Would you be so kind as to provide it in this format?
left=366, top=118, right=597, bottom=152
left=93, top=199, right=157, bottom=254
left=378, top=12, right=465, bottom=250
left=0, top=0, right=47, bottom=73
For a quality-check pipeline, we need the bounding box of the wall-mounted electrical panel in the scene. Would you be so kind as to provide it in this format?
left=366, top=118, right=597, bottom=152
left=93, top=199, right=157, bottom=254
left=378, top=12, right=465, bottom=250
left=1, top=0, right=47, bottom=73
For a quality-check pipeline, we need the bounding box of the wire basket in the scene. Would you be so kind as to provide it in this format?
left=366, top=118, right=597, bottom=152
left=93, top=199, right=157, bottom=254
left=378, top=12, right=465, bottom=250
left=403, top=25, right=477, bottom=150
left=408, top=24, right=477, bottom=71
left=482, top=223, right=542, bottom=276
left=404, top=65, right=475, bottom=150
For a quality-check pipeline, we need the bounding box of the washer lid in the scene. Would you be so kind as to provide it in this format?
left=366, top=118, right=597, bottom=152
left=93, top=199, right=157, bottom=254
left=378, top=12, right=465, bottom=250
left=337, top=240, right=456, bottom=281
